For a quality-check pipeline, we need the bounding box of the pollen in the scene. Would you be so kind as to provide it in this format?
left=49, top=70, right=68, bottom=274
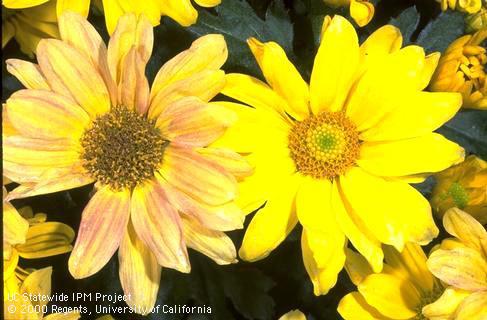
left=288, top=112, right=360, bottom=179
left=80, top=106, right=169, bottom=191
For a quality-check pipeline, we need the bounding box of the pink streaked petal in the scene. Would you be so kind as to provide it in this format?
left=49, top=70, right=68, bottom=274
left=58, top=11, right=117, bottom=105
left=197, top=147, right=254, bottom=179
left=130, top=176, right=190, bottom=272
left=68, top=186, right=130, bottom=279
left=37, top=39, right=110, bottom=118
left=6, top=89, right=90, bottom=140
left=163, top=181, right=244, bottom=231
left=155, top=97, right=236, bottom=147
left=118, top=47, right=150, bottom=114
left=118, top=221, right=161, bottom=314
left=148, top=70, right=225, bottom=120
left=159, top=144, right=238, bottom=206
left=5, top=59, right=50, bottom=90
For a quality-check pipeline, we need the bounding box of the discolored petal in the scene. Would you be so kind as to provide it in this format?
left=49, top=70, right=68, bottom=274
left=443, top=207, right=487, bottom=255
left=6, top=59, right=49, bottom=90
left=197, top=147, right=253, bottom=179
left=454, top=291, right=487, bottom=320
left=118, top=47, right=150, bottom=114
left=422, top=287, right=470, bottom=319
left=69, top=187, right=130, bottom=278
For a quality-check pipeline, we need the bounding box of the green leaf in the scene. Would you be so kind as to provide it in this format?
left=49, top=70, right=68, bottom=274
left=437, top=110, right=487, bottom=159
left=389, top=6, right=420, bottom=45
left=416, top=11, right=465, bottom=53
left=187, top=0, right=294, bottom=76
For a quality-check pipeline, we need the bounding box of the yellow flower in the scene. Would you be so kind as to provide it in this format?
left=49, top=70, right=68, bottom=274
left=431, top=155, right=487, bottom=224
left=430, top=28, right=487, bottom=110
left=279, top=310, right=307, bottom=320
left=215, top=15, right=464, bottom=295
left=426, top=208, right=487, bottom=319
left=436, top=0, right=483, bottom=14
left=56, top=0, right=221, bottom=34
left=466, top=6, right=487, bottom=32
left=3, top=12, right=250, bottom=314
left=338, top=244, right=445, bottom=319
left=323, top=0, right=374, bottom=27
left=2, top=0, right=59, bottom=57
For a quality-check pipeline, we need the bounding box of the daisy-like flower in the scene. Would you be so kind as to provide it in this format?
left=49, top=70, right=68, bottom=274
left=3, top=12, right=251, bottom=313
left=430, top=28, right=487, bottom=110
left=322, top=0, right=375, bottom=27
left=215, top=15, right=464, bottom=295
left=2, top=0, right=59, bottom=57
left=426, top=208, right=487, bottom=319
left=338, top=244, right=445, bottom=320
left=57, top=0, right=220, bottom=34
left=431, top=155, right=487, bottom=224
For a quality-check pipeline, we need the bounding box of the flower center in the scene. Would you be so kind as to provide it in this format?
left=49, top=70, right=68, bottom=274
left=80, top=106, right=168, bottom=190
left=288, top=112, right=360, bottom=179
left=414, top=285, right=444, bottom=320
left=448, top=182, right=469, bottom=208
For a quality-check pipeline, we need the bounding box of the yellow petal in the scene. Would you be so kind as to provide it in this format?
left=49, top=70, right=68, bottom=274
left=2, top=20, right=15, bottom=48
left=344, top=248, right=373, bottom=286
left=107, top=13, right=153, bottom=84
left=118, top=221, right=161, bottom=315
left=44, top=311, right=81, bottom=320
left=56, top=0, right=90, bottom=18
left=21, top=266, right=52, bottom=311
left=427, top=247, right=487, bottom=291
left=3, top=198, right=29, bottom=247
left=296, top=176, right=333, bottom=234
left=454, top=291, right=487, bottom=320
left=358, top=133, right=465, bottom=177
left=159, top=145, right=237, bottom=206
left=358, top=273, right=420, bottom=319
left=418, top=52, right=440, bottom=90
left=148, top=70, right=225, bottom=120
left=131, top=176, right=190, bottom=272
left=69, top=187, right=130, bottom=278
left=239, top=174, right=300, bottom=261
left=340, top=167, right=438, bottom=251
left=150, top=34, right=227, bottom=99
left=278, top=310, right=307, bottom=320
left=301, top=228, right=346, bottom=295
left=159, top=0, right=198, bottom=27
left=3, top=0, right=49, bottom=9
left=6, top=89, right=90, bottom=140
left=338, top=292, right=393, bottom=320
left=37, top=39, right=110, bottom=118
left=350, top=0, right=375, bottom=27
left=422, top=287, right=470, bottom=319
left=5, top=59, right=49, bottom=90
left=360, top=92, right=462, bottom=141
left=194, top=0, right=220, bottom=7
left=156, top=97, right=236, bottom=147
left=181, top=215, right=237, bottom=265
left=443, top=207, right=487, bottom=254
left=248, top=37, right=309, bottom=120
left=310, top=15, right=359, bottom=114
left=58, top=11, right=117, bottom=105
left=346, top=45, right=426, bottom=131
left=332, top=180, right=383, bottom=272
left=16, top=222, right=74, bottom=259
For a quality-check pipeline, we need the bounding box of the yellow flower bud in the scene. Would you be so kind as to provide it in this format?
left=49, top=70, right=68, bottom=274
left=430, top=28, right=487, bottom=109
left=466, top=6, right=487, bottom=32
left=436, top=0, right=483, bottom=14
left=431, top=156, right=487, bottom=224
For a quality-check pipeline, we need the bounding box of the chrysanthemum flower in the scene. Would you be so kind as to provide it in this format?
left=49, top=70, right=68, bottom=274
left=215, top=15, right=464, bottom=295
left=430, top=28, right=487, bottom=110
left=322, top=0, right=375, bottom=27
left=57, top=0, right=219, bottom=34
left=338, top=244, right=445, bottom=319
left=431, top=155, right=487, bottom=224
left=426, top=208, right=487, bottom=319
left=2, top=0, right=59, bottom=57
left=3, top=12, right=250, bottom=313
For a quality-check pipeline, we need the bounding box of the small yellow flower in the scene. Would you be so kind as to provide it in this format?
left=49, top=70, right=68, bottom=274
left=216, top=15, right=464, bottom=296
left=278, top=310, right=307, bottom=320
left=2, top=1, right=59, bottom=57
left=430, top=28, right=487, bottom=109
left=466, top=6, right=487, bottom=32
left=3, top=12, right=250, bottom=314
left=436, top=0, right=483, bottom=14
left=431, top=155, right=487, bottom=224
left=426, top=208, right=487, bottom=319
left=323, top=0, right=374, bottom=27
left=338, top=244, right=444, bottom=319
